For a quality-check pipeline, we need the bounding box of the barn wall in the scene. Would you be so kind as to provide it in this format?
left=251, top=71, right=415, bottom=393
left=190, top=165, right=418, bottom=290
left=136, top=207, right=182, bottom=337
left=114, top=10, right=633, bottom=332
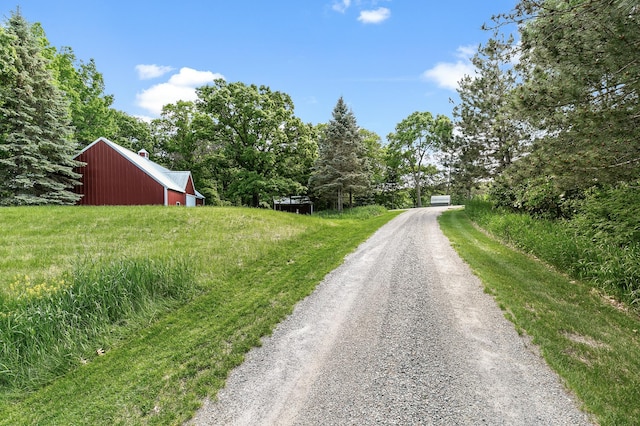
left=75, top=140, right=165, bottom=205
left=167, top=190, right=186, bottom=206
left=185, top=176, right=196, bottom=195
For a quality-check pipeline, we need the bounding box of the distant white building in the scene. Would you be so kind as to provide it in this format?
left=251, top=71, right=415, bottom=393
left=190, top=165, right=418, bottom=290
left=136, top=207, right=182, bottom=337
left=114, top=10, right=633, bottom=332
left=430, top=195, right=451, bottom=206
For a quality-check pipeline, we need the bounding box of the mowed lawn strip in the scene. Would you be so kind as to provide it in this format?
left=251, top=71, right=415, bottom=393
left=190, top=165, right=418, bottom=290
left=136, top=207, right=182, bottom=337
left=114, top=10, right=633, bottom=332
left=0, top=206, right=401, bottom=425
left=438, top=208, right=640, bottom=426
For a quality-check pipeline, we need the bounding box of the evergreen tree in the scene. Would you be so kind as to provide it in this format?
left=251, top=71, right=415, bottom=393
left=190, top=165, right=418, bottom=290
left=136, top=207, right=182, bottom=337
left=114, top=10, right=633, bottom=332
left=484, top=0, right=640, bottom=206
left=309, top=97, right=370, bottom=212
left=511, top=0, right=640, bottom=190
left=0, top=11, right=82, bottom=205
left=452, top=32, right=528, bottom=189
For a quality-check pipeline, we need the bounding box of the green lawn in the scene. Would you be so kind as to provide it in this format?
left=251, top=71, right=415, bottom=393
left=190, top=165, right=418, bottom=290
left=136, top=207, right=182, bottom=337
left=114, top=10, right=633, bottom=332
left=439, top=208, right=640, bottom=426
left=0, top=205, right=401, bottom=425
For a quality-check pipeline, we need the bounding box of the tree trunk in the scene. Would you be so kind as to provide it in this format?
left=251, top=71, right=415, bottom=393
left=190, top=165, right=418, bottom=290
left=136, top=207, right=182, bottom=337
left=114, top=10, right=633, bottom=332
left=337, top=188, right=343, bottom=212
left=415, top=172, right=422, bottom=208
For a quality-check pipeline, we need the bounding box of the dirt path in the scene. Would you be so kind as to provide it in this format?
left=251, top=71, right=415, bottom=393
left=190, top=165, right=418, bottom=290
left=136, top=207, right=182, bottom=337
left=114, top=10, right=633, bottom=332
left=189, top=207, right=593, bottom=425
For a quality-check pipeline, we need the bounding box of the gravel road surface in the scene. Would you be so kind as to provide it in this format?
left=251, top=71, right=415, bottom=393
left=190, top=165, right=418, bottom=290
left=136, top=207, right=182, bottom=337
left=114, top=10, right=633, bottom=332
left=189, top=207, right=593, bottom=425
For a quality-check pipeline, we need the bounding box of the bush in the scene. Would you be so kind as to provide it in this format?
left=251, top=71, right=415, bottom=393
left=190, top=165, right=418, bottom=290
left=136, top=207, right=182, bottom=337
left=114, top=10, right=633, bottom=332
left=489, top=174, right=567, bottom=219
left=0, top=257, right=196, bottom=390
left=570, top=182, right=640, bottom=248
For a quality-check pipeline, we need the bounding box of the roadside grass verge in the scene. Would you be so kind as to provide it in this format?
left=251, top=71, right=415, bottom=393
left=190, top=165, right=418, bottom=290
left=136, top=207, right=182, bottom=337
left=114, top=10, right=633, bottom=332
left=439, top=208, right=640, bottom=425
left=0, top=205, right=400, bottom=425
left=462, top=199, right=640, bottom=306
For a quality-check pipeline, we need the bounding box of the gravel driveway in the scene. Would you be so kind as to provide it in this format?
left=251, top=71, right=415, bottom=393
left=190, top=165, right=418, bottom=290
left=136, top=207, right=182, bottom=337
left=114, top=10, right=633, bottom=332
left=189, top=207, right=593, bottom=425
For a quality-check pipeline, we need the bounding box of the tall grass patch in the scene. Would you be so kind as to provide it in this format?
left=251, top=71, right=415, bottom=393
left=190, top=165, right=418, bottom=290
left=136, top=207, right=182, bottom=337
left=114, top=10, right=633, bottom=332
left=0, top=257, right=196, bottom=390
left=463, top=199, right=640, bottom=306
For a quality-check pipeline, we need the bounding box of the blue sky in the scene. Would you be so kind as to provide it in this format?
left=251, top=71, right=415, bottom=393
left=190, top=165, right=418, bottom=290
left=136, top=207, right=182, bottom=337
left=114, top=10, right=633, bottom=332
left=3, top=1, right=517, bottom=140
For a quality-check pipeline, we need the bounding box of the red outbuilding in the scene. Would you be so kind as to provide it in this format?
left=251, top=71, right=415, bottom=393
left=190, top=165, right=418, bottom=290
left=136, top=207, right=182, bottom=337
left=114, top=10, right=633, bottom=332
left=74, top=137, right=205, bottom=206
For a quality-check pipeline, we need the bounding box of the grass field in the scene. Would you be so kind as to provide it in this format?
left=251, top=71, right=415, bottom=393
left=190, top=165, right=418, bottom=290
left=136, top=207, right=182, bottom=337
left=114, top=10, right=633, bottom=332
left=0, top=205, right=401, bottom=425
left=439, top=208, right=640, bottom=425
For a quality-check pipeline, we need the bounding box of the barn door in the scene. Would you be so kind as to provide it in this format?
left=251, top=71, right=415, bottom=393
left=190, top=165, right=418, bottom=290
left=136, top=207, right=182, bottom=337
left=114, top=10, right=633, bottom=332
left=186, top=194, right=196, bottom=207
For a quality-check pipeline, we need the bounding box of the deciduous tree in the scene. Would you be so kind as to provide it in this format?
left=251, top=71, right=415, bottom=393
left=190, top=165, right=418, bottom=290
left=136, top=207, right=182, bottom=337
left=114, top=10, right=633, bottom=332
left=197, top=79, right=316, bottom=207
left=49, top=47, right=118, bottom=145
left=387, top=112, right=452, bottom=207
left=151, top=101, right=221, bottom=203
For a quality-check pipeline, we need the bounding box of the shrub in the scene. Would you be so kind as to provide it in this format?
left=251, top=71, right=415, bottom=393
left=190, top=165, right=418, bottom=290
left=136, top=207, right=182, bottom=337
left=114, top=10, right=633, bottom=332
left=570, top=182, right=640, bottom=248
left=489, top=174, right=566, bottom=219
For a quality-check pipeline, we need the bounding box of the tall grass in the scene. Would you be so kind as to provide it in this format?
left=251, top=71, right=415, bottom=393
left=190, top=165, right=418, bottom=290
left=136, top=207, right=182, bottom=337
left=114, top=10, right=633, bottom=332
left=0, top=257, right=195, bottom=390
left=464, top=199, right=640, bottom=306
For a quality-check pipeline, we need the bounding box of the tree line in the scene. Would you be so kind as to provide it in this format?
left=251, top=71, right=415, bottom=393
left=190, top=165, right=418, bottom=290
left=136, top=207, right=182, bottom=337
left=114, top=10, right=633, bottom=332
left=0, top=10, right=456, bottom=210
left=5, top=1, right=631, bottom=215
left=449, top=0, right=640, bottom=218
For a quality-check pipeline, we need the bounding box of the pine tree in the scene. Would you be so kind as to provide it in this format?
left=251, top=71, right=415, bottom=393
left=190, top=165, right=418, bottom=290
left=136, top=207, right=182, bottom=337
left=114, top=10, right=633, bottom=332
left=0, top=11, right=82, bottom=205
left=309, top=97, right=369, bottom=212
left=453, top=32, right=528, bottom=183
left=511, top=0, right=640, bottom=189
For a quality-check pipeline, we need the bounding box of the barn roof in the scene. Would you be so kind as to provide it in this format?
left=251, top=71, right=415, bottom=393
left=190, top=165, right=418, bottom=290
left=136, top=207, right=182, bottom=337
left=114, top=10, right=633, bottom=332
left=77, top=137, right=203, bottom=198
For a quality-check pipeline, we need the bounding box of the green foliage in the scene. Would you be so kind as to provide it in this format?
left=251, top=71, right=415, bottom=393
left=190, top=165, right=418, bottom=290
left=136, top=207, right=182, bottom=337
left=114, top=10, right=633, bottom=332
left=451, top=1, right=640, bottom=216
left=0, top=11, right=82, bottom=205
left=150, top=101, right=220, bottom=203
left=513, top=0, right=640, bottom=189
left=309, top=97, right=371, bottom=211
left=463, top=199, right=640, bottom=305
left=489, top=170, right=566, bottom=219
left=197, top=79, right=317, bottom=207
left=0, top=258, right=196, bottom=390
left=387, top=111, right=453, bottom=207
left=453, top=31, right=528, bottom=184
left=570, top=182, right=640, bottom=248
left=49, top=47, right=118, bottom=145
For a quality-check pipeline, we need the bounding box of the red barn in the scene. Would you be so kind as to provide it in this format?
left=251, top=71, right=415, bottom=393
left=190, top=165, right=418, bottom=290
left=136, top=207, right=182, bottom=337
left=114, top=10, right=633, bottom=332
left=74, top=137, right=205, bottom=206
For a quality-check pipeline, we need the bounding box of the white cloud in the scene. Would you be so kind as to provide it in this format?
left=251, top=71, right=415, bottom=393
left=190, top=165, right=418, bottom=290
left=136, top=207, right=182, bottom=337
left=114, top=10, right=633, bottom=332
left=421, top=45, right=477, bottom=91
left=455, top=45, right=478, bottom=60
left=357, top=7, right=391, bottom=24
left=136, top=67, right=224, bottom=116
left=332, top=0, right=351, bottom=13
left=135, top=64, right=174, bottom=80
